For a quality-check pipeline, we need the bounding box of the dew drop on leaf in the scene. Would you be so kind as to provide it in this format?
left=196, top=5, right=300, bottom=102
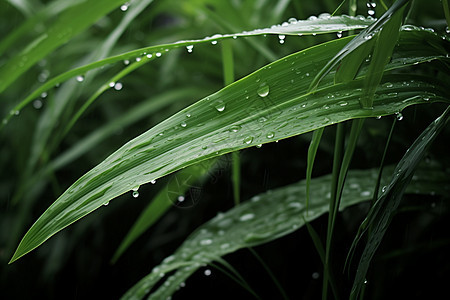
left=132, top=191, right=139, bottom=198
left=266, top=132, right=275, bottom=139
left=257, top=83, right=270, bottom=97
left=120, top=2, right=129, bottom=11
left=186, top=45, right=193, bottom=53
left=76, top=75, right=84, bottom=82
left=243, top=136, right=253, bottom=144
left=215, top=101, right=226, bottom=112
left=181, top=121, right=187, bottom=128
left=200, top=239, right=213, bottom=245
left=239, top=213, right=255, bottom=221
left=204, top=269, right=212, bottom=276
left=229, top=125, right=241, bottom=132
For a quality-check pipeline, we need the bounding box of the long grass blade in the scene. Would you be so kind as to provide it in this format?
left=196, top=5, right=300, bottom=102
left=361, top=5, right=405, bottom=108
left=1, top=15, right=375, bottom=128
left=0, top=0, right=126, bottom=94
left=349, top=106, right=450, bottom=299
left=8, top=26, right=450, bottom=263
left=309, top=0, right=411, bottom=92
left=120, top=164, right=448, bottom=300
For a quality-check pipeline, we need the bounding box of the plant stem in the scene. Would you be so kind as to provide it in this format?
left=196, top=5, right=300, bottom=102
left=221, top=39, right=240, bottom=205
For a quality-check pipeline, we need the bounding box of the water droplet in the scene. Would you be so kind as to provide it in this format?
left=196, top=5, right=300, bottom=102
left=186, top=113, right=191, bottom=118
left=383, top=82, right=394, bottom=88
left=278, top=34, right=286, bottom=44
left=200, top=239, right=213, bottom=246
left=211, top=40, right=218, bottom=45
left=204, top=269, right=212, bottom=276
left=243, top=136, right=253, bottom=144
left=239, top=213, right=255, bottom=221
left=76, top=75, right=85, bottom=82
left=381, top=186, right=387, bottom=192
left=186, top=45, right=193, bottom=53
left=114, top=82, right=123, bottom=91
left=180, top=282, right=186, bottom=288
left=305, top=72, right=310, bottom=77
left=360, top=191, right=371, bottom=197
left=135, top=57, right=142, bottom=62
left=376, top=116, right=382, bottom=120
left=364, top=33, right=374, bottom=40
left=396, top=112, right=403, bottom=121
left=120, top=2, right=129, bottom=11
left=123, top=59, right=130, bottom=65
left=177, top=195, right=185, bottom=202
left=288, top=17, right=297, bottom=24
left=312, top=272, right=320, bottom=279
left=266, top=132, right=275, bottom=139
left=257, top=83, right=270, bottom=97
left=181, top=121, right=187, bottom=128
left=256, top=144, right=262, bottom=148
left=229, top=125, right=241, bottom=132
left=40, top=92, right=47, bottom=98
left=103, top=201, right=109, bottom=206
left=336, top=31, right=343, bottom=38
left=338, top=101, right=348, bottom=106
left=220, top=243, right=230, bottom=249
left=132, top=191, right=139, bottom=198
left=151, top=179, right=157, bottom=184
left=33, top=99, right=43, bottom=109
left=215, top=101, right=226, bottom=112
left=308, top=15, right=318, bottom=21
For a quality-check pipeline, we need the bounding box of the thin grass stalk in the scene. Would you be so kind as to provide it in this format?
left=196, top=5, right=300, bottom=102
left=322, top=122, right=346, bottom=300
left=211, top=258, right=261, bottom=299
left=248, top=248, right=289, bottom=300
left=306, top=128, right=325, bottom=211
left=221, top=39, right=240, bottom=206
left=372, top=117, right=397, bottom=204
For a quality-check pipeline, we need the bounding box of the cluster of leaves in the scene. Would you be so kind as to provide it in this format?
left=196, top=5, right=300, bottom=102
left=1, top=0, right=449, bottom=299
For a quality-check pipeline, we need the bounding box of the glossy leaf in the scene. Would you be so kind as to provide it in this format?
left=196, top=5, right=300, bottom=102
left=349, top=107, right=450, bottom=299
left=121, top=165, right=448, bottom=299
left=9, top=28, right=450, bottom=263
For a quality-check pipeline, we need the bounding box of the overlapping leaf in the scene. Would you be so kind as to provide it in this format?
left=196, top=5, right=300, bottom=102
left=121, top=165, right=448, bottom=300
left=9, top=27, right=450, bottom=263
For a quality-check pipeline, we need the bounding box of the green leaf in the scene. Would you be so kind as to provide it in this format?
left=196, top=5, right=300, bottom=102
left=361, top=5, right=405, bottom=108
left=309, top=0, right=411, bottom=92
left=349, top=106, right=450, bottom=299
left=0, top=0, right=126, bottom=94
left=121, top=165, right=448, bottom=299
left=9, top=28, right=450, bottom=263
left=1, top=14, right=375, bottom=128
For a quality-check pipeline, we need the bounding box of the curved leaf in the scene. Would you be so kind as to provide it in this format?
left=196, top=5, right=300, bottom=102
left=0, top=0, right=126, bottom=93
left=9, top=29, right=450, bottom=263
left=121, top=165, right=448, bottom=300
left=1, top=15, right=375, bottom=128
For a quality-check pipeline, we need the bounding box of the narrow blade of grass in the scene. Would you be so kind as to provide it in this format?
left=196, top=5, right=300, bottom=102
left=349, top=106, right=450, bottom=299
left=0, top=0, right=126, bottom=93
left=120, top=164, right=447, bottom=299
